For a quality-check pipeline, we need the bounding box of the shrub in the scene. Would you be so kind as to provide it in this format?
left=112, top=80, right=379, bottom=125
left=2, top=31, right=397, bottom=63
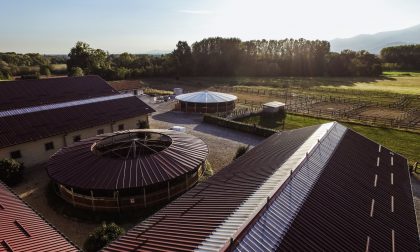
left=84, top=222, right=124, bottom=252
left=143, top=88, right=173, bottom=96
left=69, top=67, right=84, bottom=77
left=0, top=159, right=24, bottom=186
left=203, top=114, right=278, bottom=137
left=137, top=120, right=149, bottom=129
left=234, top=145, right=250, bottom=160
left=40, top=65, right=51, bottom=76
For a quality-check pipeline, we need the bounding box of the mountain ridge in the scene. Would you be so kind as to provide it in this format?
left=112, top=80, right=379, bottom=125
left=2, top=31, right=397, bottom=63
left=330, top=24, right=420, bottom=54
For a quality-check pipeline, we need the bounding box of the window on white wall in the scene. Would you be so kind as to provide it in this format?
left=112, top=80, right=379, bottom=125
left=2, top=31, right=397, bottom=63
left=45, top=142, right=54, bottom=151
left=10, top=150, right=22, bottom=159
left=73, top=135, right=81, bottom=142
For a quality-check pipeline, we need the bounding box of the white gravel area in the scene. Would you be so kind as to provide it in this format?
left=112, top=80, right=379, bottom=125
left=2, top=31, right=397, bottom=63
left=142, top=96, right=264, bottom=172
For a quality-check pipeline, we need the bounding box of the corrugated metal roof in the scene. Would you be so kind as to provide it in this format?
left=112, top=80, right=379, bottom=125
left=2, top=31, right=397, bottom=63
left=263, top=101, right=285, bottom=108
left=0, top=93, right=133, bottom=118
left=0, top=182, right=79, bottom=252
left=104, top=122, right=419, bottom=251
left=0, top=96, right=154, bottom=148
left=47, top=129, right=208, bottom=190
left=176, top=91, right=237, bottom=103
left=103, top=124, right=320, bottom=252
left=0, top=75, right=117, bottom=111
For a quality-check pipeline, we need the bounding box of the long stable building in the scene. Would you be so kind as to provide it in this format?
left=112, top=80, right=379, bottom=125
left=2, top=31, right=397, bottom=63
left=0, top=76, right=154, bottom=167
left=0, top=182, right=79, bottom=251
left=47, top=129, right=208, bottom=212
left=104, top=122, right=419, bottom=251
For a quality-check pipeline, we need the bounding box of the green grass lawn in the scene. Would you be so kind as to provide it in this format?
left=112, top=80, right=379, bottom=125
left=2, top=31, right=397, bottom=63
left=236, top=113, right=420, bottom=164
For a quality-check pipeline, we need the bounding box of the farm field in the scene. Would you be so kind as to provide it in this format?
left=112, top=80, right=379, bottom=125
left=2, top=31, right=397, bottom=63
left=141, top=71, right=420, bottom=95
left=236, top=113, right=420, bottom=165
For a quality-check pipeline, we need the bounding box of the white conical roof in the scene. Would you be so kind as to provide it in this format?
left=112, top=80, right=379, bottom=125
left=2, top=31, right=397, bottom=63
left=175, top=91, right=237, bottom=103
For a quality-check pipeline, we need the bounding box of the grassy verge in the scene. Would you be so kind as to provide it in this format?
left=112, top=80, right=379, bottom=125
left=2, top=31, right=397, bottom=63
left=236, top=113, right=420, bottom=164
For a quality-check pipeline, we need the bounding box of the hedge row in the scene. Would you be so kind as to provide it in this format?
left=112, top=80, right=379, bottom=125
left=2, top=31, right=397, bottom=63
left=203, top=114, right=278, bottom=137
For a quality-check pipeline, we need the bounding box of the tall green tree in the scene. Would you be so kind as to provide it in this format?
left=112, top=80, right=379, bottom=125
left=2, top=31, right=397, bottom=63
left=67, top=41, right=110, bottom=75
left=171, top=41, right=193, bottom=77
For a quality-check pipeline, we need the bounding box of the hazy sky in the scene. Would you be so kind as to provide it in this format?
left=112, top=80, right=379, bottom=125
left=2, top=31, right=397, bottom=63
left=1, top=0, right=420, bottom=54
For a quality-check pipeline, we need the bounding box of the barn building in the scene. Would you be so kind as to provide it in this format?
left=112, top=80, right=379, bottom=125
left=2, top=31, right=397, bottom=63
left=175, top=90, right=237, bottom=113
left=0, top=181, right=79, bottom=251
left=0, top=76, right=154, bottom=167
left=108, top=79, right=144, bottom=96
left=46, top=129, right=208, bottom=212
left=104, top=122, right=419, bottom=251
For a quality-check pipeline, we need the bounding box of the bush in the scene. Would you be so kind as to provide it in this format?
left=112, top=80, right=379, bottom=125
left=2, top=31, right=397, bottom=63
left=137, top=120, right=149, bottom=129
left=0, top=159, right=24, bottom=186
left=234, top=145, right=250, bottom=160
left=84, top=222, right=124, bottom=252
left=69, top=67, right=84, bottom=77
left=203, top=114, right=278, bottom=137
left=40, top=65, right=51, bottom=76
left=198, top=160, right=213, bottom=183
left=143, top=88, right=173, bottom=96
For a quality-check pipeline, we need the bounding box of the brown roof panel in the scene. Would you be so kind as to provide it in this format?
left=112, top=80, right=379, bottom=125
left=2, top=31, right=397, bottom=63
left=104, top=123, right=419, bottom=251
left=0, top=96, right=154, bottom=148
left=0, top=182, right=79, bottom=252
left=46, top=129, right=209, bottom=190
left=231, top=128, right=419, bottom=251
left=0, top=75, right=118, bottom=111
left=103, top=124, right=320, bottom=251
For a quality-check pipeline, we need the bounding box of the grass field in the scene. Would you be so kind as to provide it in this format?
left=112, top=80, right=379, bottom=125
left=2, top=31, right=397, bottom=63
left=236, top=113, right=420, bottom=164
left=142, top=71, right=420, bottom=95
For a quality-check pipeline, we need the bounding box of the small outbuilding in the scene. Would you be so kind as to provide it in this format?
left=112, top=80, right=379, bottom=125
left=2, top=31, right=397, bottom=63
left=47, top=129, right=208, bottom=212
left=175, top=90, right=237, bottom=113
left=263, top=101, right=285, bottom=113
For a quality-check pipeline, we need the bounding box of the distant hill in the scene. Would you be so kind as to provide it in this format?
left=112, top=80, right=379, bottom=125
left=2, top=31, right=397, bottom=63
left=330, top=24, right=420, bottom=54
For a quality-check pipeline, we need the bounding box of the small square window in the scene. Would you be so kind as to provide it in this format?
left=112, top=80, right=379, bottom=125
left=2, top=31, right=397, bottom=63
left=97, top=129, right=104, bottom=135
left=73, top=135, right=81, bottom=142
left=118, top=124, right=124, bottom=130
left=10, top=150, right=22, bottom=159
left=45, top=142, right=54, bottom=151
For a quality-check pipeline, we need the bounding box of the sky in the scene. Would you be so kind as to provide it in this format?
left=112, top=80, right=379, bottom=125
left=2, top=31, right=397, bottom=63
left=1, top=0, right=420, bottom=54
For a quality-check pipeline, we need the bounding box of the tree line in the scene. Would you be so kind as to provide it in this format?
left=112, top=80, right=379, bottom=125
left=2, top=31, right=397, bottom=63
left=380, top=45, right=420, bottom=71
left=1, top=38, right=385, bottom=80
left=67, top=38, right=382, bottom=80
left=0, top=52, right=66, bottom=79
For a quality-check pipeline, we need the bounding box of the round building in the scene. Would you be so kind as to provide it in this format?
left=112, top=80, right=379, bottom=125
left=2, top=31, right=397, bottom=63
left=46, top=129, right=208, bottom=212
left=175, top=90, right=237, bottom=113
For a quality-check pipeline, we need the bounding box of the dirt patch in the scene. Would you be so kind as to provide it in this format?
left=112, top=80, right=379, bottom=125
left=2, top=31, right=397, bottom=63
left=357, top=108, right=406, bottom=119
left=310, top=101, right=354, bottom=112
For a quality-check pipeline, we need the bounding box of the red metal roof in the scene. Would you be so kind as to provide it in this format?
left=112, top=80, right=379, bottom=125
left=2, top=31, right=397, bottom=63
left=0, top=96, right=154, bottom=148
left=0, top=75, right=118, bottom=111
left=0, top=182, right=79, bottom=252
left=232, top=128, right=419, bottom=251
left=103, top=122, right=419, bottom=251
left=47, top=130, right=208, bottom=190
left=102, top=124, right=319, bottom=251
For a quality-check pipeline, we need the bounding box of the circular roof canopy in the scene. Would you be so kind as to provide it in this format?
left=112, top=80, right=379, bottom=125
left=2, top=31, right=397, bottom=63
left=46, top=129, right=208, bottom=190
left=175, top=91, right=237, bottom=103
